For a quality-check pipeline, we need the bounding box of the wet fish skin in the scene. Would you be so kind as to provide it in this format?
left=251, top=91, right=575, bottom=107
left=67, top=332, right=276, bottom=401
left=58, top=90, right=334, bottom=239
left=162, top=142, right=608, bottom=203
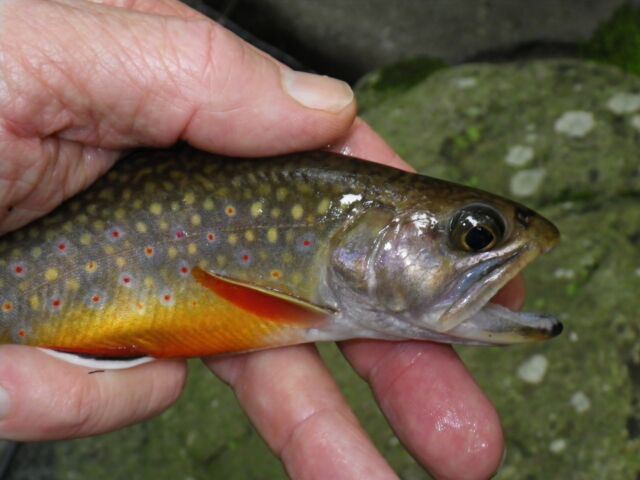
left=0, top=147, right=561, bottom=360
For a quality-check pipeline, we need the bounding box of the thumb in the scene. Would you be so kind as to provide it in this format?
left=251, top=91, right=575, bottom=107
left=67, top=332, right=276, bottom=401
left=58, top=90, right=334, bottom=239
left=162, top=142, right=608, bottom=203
left=0, top=0, right=356, bottom=155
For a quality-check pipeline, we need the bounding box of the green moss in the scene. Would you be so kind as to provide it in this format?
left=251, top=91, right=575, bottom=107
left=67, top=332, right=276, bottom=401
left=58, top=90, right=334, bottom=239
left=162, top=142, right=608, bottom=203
left=355, top=57, right=446, bottom=112
left=582, top=4, right=640, bottom=75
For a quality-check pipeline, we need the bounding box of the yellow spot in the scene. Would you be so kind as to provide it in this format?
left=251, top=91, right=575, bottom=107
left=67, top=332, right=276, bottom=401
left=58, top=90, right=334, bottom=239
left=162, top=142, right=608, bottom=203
left=115, top=257, right=126, bottom=268
left=258, top=184, right=272, bottom=195
left=63, top=221, right=73, bottom=233
left=267, top=228, right=278, bottom=243
left=291, top=204, right=304, bottom=220
left=291, top=272, right=303, bottom=285
left=149, top=202, right=162, bottom=215
left=168, top=247, right=178, bottom=259
left=86, top=205, right=97, bottom=215
left=271, top=208, right=281, bottom=219
left=80, top=233, right=92, bottom=246
left=135, top=302, right=146, bottom=314
left=144, top=182, right=156, bottom=194
left=66, top=279, right=79, bottom=291
left=244, top=230, right=255, bottom=242
left=18, top=281, right=29, bottom=292
left=276, top=187, right=288, bottom=201
left=122, top=189, right=132, bottom=201
left=227, top=234, right=238, bottom=246
left=184, top=192, right=196, bottom=205
left=216, top=255, right=227, bottom=267
left=92, top=220, right=105, bottom=232
left=144, top=277, right=154, bottom=288
left=198, top=259, right=209, bottom=269
left=103, top=245, right=115, bottom=255
left=285, top=231, right=295, bottom=243
left=270, top=270, right=283, bottom=280
left=171, top=201, right=180, bottom=212
left=132, top=199, right=143, bottom=209
left=29, top=295, right=40, bottom=311
left=282, top=251, right=294, bottom=264
left=317, top=198, right=331, bottom=215
left=191, top=214, right=202, bottom=227
left=98, top=188, right=115, bottom=200
left=44, top=268, right=58, bottom=282
left=85, top=261, right=98, bottom=273
left=250, top=202, right=263, bottom=218
left=115, top=208, right=126, bottom=220
left=203, top=198, right=214, bottom=211
left=31, top=247, right=42, bottom=259
left=187, top=243, right=198, bottom=255
left=77, top=214, right=88, bottom=224
left=159, top=220, right=169, bottom=231
left=225, top=206, right=236, bottom=217
left=135, top=222, right=148, bottom=233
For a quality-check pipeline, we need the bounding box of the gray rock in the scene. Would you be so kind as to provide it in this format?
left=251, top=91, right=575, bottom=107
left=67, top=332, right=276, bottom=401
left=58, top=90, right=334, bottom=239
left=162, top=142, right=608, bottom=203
left=197, top=0, right=624, bottom=80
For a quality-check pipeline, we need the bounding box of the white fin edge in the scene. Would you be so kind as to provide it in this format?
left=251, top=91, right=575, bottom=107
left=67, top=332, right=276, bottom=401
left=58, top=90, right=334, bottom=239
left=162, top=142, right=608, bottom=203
left=39, top=348, right=155, bottom=370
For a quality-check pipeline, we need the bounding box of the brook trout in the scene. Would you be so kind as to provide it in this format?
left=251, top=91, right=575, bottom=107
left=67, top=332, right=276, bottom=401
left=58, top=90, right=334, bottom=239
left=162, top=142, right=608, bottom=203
left=0, top=147, right=561, bottom=368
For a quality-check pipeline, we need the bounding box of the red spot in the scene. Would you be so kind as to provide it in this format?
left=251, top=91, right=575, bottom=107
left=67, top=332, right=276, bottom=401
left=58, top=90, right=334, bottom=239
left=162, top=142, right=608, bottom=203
left=191, top=267, right=328, bottom=325
left=111, top=230, right=121, bottom=238
left=241, top=254, right=250, bottom=263
left=226, top=207, right=236, bottom=216
left=163, top=294, right=172, bottom=302
left=175, top=230, right=186, bottom=239
left=91, top=295, right=101, bottom=303
left=18, top=329, right=26, bottom=337
left=207, top=233, right=216, bottom=242
left=180, top=266, right=189, bottom=274
left=303, top=240, right=312, bottom=247
left=57, top=243, right=66, bottom=252
left=144, top=247, right=154, bottom=257
left=51, top=298, right=61, bottom=308
left=123, top=277, right=131, bottom=284
left=14, top=266, right=23, bottom=274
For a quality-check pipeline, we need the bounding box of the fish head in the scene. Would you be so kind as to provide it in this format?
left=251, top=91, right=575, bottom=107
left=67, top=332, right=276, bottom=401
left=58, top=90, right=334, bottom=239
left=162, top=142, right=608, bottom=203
left=330, top=184, right=561, bottom=345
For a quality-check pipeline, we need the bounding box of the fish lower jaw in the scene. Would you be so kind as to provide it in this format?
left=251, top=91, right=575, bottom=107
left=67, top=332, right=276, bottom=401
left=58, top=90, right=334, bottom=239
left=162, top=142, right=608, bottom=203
left=434, top=247, right=535, bottom=333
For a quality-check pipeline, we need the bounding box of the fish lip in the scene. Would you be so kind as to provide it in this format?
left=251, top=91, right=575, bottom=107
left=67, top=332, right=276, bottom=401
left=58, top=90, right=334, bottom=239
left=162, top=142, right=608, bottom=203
left=435, top=246, right=530, bottom=332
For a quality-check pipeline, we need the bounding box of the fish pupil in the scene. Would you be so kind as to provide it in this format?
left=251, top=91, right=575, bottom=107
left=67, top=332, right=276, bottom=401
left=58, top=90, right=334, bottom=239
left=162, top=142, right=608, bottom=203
left=465, top=226, right=495, bottom=251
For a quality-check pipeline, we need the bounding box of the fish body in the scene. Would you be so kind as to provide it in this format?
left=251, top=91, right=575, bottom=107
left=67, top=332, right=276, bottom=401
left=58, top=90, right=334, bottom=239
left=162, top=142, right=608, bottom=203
left=0, top=147, right=561, bottom=364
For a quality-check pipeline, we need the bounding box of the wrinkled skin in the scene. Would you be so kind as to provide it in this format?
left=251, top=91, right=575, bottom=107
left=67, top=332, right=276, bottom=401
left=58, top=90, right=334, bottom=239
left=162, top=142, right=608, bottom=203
left=0, top=1, right=524, bottom=479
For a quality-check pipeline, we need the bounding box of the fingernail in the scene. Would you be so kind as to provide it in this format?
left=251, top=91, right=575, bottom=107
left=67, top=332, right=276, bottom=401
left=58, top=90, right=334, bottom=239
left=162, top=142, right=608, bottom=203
left=281, top=69, right=354, bottom=113
left=0, top=385, right=10, bottom=419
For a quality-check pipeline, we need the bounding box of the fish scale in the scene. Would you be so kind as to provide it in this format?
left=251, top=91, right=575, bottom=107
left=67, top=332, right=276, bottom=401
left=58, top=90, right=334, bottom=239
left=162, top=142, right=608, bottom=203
left=0, top=146, right=562, bottom=364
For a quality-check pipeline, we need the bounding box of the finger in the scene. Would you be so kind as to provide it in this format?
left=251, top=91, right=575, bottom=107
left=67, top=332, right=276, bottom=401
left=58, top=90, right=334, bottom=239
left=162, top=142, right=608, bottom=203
left=341, top=341, right=504, bottom=480
left=73, top=0, right=202, bottom=19
left=328, top=118, right=412, bottom=171
left=491, top=275, right=526, bottom=311
left=0, top=346, right=186, bottom=440
left=1, top=0, right=355, bottom=155
left=205, top=346, right=398, bottom=480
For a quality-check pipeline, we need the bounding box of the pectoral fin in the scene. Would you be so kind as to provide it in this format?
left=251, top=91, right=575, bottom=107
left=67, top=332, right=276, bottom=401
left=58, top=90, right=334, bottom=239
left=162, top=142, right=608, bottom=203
left=192, top=267, right=335, bottom=324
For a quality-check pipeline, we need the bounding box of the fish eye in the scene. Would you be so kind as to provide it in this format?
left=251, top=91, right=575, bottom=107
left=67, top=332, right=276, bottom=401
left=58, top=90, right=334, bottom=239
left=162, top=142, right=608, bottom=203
left=450, top=205, right=506, bottom=252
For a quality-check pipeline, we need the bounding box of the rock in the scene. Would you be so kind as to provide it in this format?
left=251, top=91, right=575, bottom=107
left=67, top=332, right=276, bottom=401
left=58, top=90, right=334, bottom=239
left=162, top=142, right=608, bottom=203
left=195, top=0, right=625, bottom=81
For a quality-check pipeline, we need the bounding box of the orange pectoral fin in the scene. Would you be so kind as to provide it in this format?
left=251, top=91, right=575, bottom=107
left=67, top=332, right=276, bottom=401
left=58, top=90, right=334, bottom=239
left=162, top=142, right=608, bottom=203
left=192, top=267, right=334, bottom=325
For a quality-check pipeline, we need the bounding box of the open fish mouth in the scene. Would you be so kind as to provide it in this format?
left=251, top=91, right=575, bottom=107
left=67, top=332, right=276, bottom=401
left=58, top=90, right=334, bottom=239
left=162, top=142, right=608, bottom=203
left=435, top=247, right=563, bottom=345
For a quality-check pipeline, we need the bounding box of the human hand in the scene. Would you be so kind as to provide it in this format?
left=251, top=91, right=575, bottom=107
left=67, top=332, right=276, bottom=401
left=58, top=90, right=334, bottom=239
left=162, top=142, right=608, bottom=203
left=0, top=1, right=514, bottom=478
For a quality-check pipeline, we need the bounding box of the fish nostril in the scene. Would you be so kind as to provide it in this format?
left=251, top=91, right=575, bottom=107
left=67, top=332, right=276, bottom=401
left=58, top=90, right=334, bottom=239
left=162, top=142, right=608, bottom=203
left=515, top=207, right=534, bottom=228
